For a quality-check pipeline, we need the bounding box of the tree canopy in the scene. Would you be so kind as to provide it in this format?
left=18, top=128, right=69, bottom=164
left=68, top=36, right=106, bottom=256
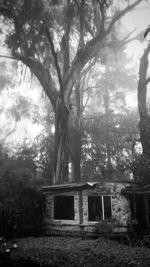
left=0, top=0, right=144, bottom=183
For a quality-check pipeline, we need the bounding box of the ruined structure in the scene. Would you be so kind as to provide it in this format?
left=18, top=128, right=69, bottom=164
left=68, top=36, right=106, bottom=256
left=42, top=181, right=138, bottom=237
left=123, top=183, right=150, bottom=229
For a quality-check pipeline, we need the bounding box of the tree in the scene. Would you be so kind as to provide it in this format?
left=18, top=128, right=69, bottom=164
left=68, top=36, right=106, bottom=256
left=80, top=48, right=139, bottom=181
left=35, top=134, right=55, bottom=184
left=137, top=31, right=150, bottom=183
left=82, top=110, right=139, bottom=181
left=136, top=37, right=150, bottom=227
left=138, top=42, right=150, bottom=157
left=0, top=142, right=43, bottom=238
left=0, top=0, right=144, bottom=184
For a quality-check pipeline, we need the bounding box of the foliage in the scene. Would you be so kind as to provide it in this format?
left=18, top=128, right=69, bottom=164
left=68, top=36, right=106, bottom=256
left=127, top=228, right=150, bottom=248
left=132, top=154, right=150, bottom=184
left=2, top=236, right=150, bottom=267
left=35, top=134, right=55, bottom=184
left=0, top=86, right=39, bottom=145
left=0, top=60, right=17, bottom=92
left=0, top=0, right=143, bottom=183
left=0, top=143, right=44, bottom=239
left=94, top=218, right=119, bottom=233
left=81, top=112, right=140, bottom=181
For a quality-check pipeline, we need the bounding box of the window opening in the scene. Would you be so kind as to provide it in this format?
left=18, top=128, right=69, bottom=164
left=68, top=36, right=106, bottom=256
left=88, top=195, right=111, bottom=221
left=88, top=196, right=102, bottom=221
left=104, top=195, right=112, bottom=219
left=54, top=195, right=74, bottom=220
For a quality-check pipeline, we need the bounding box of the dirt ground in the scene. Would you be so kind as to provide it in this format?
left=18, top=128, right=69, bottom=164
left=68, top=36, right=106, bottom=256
left=1, top=236, right=150, bottom=267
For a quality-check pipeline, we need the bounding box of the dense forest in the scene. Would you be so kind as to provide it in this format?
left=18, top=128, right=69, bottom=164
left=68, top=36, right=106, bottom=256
left=0, top=0, right=150, bottom=239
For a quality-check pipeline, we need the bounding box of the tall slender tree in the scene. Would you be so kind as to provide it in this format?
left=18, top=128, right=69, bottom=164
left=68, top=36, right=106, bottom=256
left=138, top=42, right=150, bottom=158
left=137, top=35, right=150, bottom=226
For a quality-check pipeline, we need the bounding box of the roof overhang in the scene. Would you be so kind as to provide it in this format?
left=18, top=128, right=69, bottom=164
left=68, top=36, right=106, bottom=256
left=42, top=181, right=139, bottom=193
left=42, top=182, right=99, bottom=192
left=122, top=184, right=150, bottom=195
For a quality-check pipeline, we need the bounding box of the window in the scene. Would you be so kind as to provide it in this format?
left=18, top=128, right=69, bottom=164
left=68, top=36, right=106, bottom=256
left=54, top=195, right=74, bottom=220
left=88, top=195, right=111, bottom=221
left=88, top=196, right=102, bottom=221
left=103, top=196, right=111, bottom=218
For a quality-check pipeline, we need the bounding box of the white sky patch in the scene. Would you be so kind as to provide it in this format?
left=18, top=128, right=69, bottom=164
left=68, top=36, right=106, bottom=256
left=5, top=118, right=44, bottom=146
left=125, top=41, right=146, bottom=65
left=123, top=3, right=150, bottom=32
left=0, top=79, right=46, bottom=146
left=15, top=82, right=43, bottom=104
left=122, top=1, right=150, bottom=66
left=126, top=91, right=137, bottom=109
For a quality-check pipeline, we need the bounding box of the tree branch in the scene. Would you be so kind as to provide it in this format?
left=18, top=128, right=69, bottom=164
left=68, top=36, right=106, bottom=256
left=105, top=0, right=143, bottom=35
left=146, top=77, right=150, bottom=86
left=63, top=0, right=143, bottom=105
left=97, top=0, right=105, bottom=34
left=61, top=23, right=71, bottom=77
left=106, top=32, right=143, bottom=50
left=1, top=121, right=17, bottom=145
left=73, top=0, right=94, bottom=38
left=121, top=29, right=137, bottom=43
left=0, top=7, right=59, bottom=107
left=93, top=0, right=101, bottom=34
left=0, top=54, right=16, bottom=60
left=79, top=0, right=85, bottom=48
left=14, top=53, right=58, bottom=107
left=45, top=26, right=63, bottom=96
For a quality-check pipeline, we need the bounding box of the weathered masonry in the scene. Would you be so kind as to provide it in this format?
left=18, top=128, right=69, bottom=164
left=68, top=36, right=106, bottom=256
left=123, top=183, right=150, bottom=229
left=42, top=181, right=137, bottom=237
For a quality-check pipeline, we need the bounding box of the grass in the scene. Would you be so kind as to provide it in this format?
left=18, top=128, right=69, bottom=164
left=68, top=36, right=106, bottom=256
left=1, top=236, right=150, bottom=266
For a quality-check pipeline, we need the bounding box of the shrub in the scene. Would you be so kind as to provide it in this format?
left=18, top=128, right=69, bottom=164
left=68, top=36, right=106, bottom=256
left=94, top=218, right=119, bottom=233
left=0, top=157, right=43, bottom=239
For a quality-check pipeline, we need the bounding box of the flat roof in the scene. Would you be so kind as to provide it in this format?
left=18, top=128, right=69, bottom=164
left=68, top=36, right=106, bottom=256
left=42, top=182, right=97, bottom=192
left=42, top=181, right=139, bottom=192
left=122, top=184, right=150, bottom=195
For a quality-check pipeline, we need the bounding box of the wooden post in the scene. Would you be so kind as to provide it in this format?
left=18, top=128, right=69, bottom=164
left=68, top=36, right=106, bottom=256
left=133, top=194, right=137, bottom=219
left=143, top=195, right=150, bottom=228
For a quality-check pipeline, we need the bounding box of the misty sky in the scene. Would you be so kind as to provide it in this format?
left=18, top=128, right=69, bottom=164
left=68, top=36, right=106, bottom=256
left=0, top=1, right=150, bottom=147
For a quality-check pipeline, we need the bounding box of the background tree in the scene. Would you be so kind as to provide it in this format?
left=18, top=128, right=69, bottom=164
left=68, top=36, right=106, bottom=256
left=0, top=141, right=43, bottom=238
left=82, top=111, right=140, bottom=181
left=137, top=28, right=150, bottom=184
left=0, top=0, right=143, bottom=184
left=80, top=48, right=139, bottom=181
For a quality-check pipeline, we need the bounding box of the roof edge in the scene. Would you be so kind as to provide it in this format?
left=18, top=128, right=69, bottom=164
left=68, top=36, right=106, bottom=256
left=42, top=180, right=139, bottom=192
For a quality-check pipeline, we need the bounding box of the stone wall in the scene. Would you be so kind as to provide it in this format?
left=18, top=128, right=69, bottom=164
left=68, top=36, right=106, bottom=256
left=43, top=191, right=80, bottom=233
left=82, top=182, right=131, bottom=226
left=82, top=183, right=132, bottom=233
left=42, top=182, right=133, bottom=236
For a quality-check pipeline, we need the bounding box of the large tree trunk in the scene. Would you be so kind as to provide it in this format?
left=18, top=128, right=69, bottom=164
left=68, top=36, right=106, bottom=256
left=138, top=43, right=150, bottom=157
left=71, top=128, right=81, bottom=183
left=103, top=81, right=113, bottom=179
left=69, top=83, right=82, bottom=183
left=137, top=43, right=150, bottom=185
left=54, top=98, right=69, bottom=184
left=139, top=115, right=150, bottom=157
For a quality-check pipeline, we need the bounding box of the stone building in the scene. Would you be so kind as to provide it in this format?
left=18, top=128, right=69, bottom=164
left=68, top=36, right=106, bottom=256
left=42, top=181, right=137, bottom=237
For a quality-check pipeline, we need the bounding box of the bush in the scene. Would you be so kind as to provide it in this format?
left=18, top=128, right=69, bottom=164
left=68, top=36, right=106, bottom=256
left=94, top=218, right=119, bottom=233
left=0, top=157, right=43, bottom=239
left=132, top=154, right=150, bottom=184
